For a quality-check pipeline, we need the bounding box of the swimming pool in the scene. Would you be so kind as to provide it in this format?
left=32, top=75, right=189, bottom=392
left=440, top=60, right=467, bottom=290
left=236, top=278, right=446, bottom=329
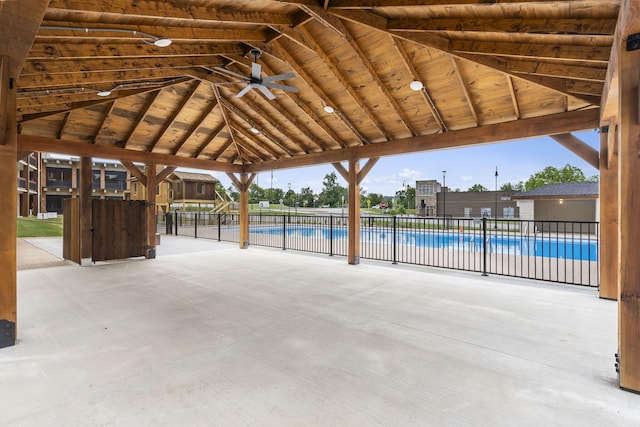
left=250, top=225, right=598, bottom=261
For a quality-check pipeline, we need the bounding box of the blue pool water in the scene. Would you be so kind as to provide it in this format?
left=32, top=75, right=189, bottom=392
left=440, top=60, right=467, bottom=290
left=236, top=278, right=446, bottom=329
left=250, top=225, right=598, bottom=261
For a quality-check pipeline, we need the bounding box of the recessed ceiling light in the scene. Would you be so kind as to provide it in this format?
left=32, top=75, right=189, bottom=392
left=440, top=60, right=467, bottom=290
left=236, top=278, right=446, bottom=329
left=323, top=105, right=335, bottom=114
left=410, top=80, right=424, bottom=91
left=96, top=90, right=112, bottom=97
left=249, top=127, right=260, bottom=134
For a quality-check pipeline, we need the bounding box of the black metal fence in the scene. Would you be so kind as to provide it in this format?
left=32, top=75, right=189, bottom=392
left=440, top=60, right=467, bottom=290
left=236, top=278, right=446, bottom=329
left=157, top=212, right=599, bottom=287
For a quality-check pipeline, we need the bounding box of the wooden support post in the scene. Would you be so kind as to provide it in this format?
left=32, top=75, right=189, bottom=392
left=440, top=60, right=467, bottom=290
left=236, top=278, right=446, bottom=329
left=145, top=164, right=157, bottom=259
left=618, top=9, right=640, bottom=392
left=0, top=55, right=17, bottom=348
left=347, top=159, right=361, bottom=265
left=226, top=172, right=255, bottom=249
left=599, top=126, right=619, bottom=300
left=79, top=157, right=93, bottom=265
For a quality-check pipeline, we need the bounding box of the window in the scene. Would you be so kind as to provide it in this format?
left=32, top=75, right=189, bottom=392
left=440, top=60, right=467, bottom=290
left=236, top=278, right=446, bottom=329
left=197, top=183, right=205, bottom=195
left=464, top=207, right=472, bottom=218
left=417, top=184, right=434, bottom=196
left=132, top=182, right=138, bottom=193
left=503, top=207, right=515, bottom=219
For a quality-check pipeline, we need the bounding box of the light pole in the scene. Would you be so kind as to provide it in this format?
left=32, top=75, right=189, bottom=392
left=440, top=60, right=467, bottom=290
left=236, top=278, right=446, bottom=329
left=442, top=170, right=446, bottom=228
left=494, top=167, right=499, bottom=229
left=403, top=180, right=407, bottom=209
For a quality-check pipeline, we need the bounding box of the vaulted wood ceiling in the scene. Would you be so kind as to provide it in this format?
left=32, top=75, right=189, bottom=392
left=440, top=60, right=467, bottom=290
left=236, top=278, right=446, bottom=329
left=15, top=0, right=616, bottom=174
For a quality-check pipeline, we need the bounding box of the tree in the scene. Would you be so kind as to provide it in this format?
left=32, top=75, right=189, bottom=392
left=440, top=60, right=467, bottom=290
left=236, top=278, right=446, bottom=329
left=248, top=183, right=265, bottom=204
left=468, top=183, right=488, bottom=192
left=299, top=186, right=315, bottom=208
left=500, top=182, right=524, bottom=191
left=524, top=164, right=591, bottom=191
left=318, top=172, right=347, bottom=207
left=227, top=185, right=239, bottom=201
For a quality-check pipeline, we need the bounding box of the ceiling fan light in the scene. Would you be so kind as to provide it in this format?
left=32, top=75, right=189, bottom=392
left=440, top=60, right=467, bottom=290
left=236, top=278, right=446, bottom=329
left=410, top=80, right=424, bottom=91
left=323, top=105, right=335, bottom=114
left=153, top=38, right=172, bottom=47
left=96, top=90, right=112, bottom=97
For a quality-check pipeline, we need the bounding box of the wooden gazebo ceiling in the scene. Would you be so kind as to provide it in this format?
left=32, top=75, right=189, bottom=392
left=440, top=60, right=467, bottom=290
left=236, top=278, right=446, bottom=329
left=16, top=0, right=616, bottom=174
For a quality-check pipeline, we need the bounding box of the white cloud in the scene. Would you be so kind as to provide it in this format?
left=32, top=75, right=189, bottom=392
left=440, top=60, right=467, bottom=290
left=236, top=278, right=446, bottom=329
left=460, top=175, right=473, bottom=182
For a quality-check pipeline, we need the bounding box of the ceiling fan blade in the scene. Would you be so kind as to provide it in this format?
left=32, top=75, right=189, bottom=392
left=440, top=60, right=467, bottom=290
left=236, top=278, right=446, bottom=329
left=213, top=66, right=250, bottom=81
left=257, top=85, right=276, bottom=100
left=251, top=62, right=261, bottom=79
left=263, top=82, right=299, bottom=93
left=236, top=85, right=253, bottom=98
left=215, top=81, right=247, bottom=85
left=262, top=73, right=296, bottom=83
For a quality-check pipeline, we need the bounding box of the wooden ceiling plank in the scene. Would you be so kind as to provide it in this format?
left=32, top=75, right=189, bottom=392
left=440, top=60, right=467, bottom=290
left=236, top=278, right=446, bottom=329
left=393, top=39, right=442, bottom=132
left=294, top=25, right=388, bottom=140
left=209, top=137, right=235, bottom=162
left=19, top=79, right=190, bottom=123
left=19, top=68, right=187, bottom=90
left=193, top=121, right=226, bottom=159
left=148, top=81, right=202, bottom=152
left=387, top=18, right=617, bottom=36
left=325, top=0, right=619, bottom=6
left=212, top=86, right=246, bottom=164
left=46, top=0, right=294, bottom=26
left=506, top=59, right=607, bottom=82
left=172, top=97, right=219, bottom=156
left=231, top=123, right=279, bottom=160
left=57, top=112, right=71, bottom=140
left=331, top=9, right=603, bottom=105
left=506, top=76, right=521, bottom=120
left=121, top=91, right=161, bottom=149
left=18, top=134, right=243, bottom=173
left=450, top=57, right=479, bottom=127
left=338, top=19, right=416, bottom=137
left=244, top=108, right=600, bottom=172
left=92, top=101, right=117, bottom=144
left=23, top=56, right=224, bottom=76
left=219, top=96, right=300, bottom=156
left=28, top=42, right=245, bottom=61
left=257, top=42, right=348, bottom=149
left=448, top=40, right=611, bottom=64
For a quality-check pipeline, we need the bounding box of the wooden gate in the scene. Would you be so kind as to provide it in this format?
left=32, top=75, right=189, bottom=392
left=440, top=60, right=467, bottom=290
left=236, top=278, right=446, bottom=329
left=92, top=199, right=147, bottom=262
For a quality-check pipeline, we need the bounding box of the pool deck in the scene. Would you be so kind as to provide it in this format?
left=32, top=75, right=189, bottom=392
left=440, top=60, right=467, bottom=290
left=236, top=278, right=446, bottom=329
left=4, top=236, right=639, bottom=426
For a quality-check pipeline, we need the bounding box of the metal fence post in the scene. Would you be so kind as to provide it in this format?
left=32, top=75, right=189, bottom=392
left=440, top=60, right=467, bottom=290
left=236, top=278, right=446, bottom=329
left=482, top=217, right=488, bottom=276
left=282, top=215, right=286, bottom=250
left=393, top=215, right=397, bottom=264
left=174, top=211, right=179, bottom=236
left=217, top=213, right=221, bottom=242
left=329, top=215, right=334, bottom=256
left=194, top=212, right=198, bottom=238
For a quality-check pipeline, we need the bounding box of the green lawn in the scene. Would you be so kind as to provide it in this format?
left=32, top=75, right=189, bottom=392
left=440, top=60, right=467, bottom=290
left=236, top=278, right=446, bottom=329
left=17, top=216, right=64, bottom=237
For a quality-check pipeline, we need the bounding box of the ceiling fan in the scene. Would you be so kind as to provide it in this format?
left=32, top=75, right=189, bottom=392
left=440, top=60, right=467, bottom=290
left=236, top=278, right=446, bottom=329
left=214, top=49, right=299, bottom=100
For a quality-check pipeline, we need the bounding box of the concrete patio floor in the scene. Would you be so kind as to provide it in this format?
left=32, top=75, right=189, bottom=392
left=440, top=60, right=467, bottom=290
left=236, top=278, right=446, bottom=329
left=3, top=236, right=639, bottom=426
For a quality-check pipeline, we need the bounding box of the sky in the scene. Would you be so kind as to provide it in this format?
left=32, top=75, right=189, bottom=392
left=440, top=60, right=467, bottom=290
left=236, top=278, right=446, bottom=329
left=198, top=129, right=601, bottom=197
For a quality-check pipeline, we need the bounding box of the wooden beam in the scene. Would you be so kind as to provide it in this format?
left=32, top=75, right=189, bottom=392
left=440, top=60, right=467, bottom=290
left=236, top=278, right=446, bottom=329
left=156, top=166, right=177, bottom=183
left=347, top=159, right=360, bottom=265
left=227, top=173, right=256, bottom=249
left=599, top=126, right=618, bottom=300
left=618, top=0, right=640, bottom=393
left=145, top=163, right=157, bottom=259
left=120, top=161, right=146, bottom=187
left=326, top=0, right=609, bottom=6
left=18, top=134, right=243, bottom=173
left=549, top=133, right=600, bottom=170
left=332, top=162, right=349, bottom=181
left=79, top=157, right=93, bottom=263
left=330, top=9, right=603, bottom=104
left=357, top=157, right=379, bottom=185
left=0, top=55, right=17, bottom=348
left=0, top=0, right=49, bottom=348
left=244, top=109, right=600, bottom=173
